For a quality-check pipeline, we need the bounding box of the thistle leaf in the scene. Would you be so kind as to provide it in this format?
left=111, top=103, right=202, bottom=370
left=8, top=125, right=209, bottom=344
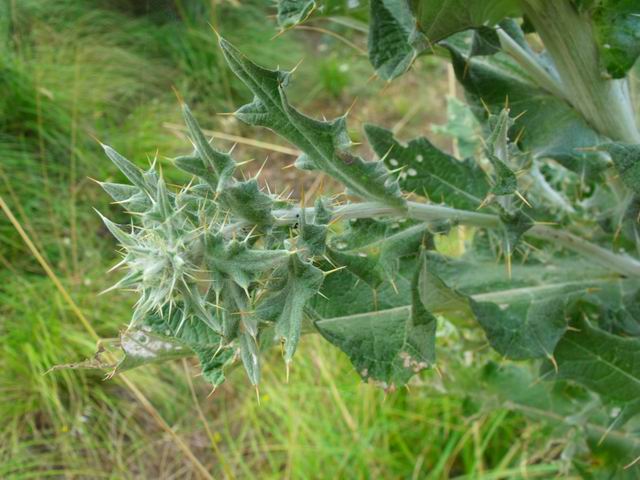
left=182, top=104, right=235, bottom=189
left=542, top=318, right=640, bottom=420
left=206, top=235, right=290, bottom=290
left=99, top=182, right=151, bottom=212
left=417, top=255, right=470, bottom=314
left=592, top=0, right=640, bottom=78
left=327, top=219, right=430, bottom=285
left=144, top=307, right=234, bottom=387
left=218, top=180, right=274, bottom=226
left=445, top=39, right=608, bottom=179
left=219, top=38, right=406, bottom=209
left=315, top=253, right=436, bottom=388
left=258, top=255, right=323, bottom=363
left=498, top=210, right=534, bottom=257
left=96, top=212, right=136, bottom=248
left=412, top=0, right=521, bottom=44
left=601, top=143, right=640, bottom=194
left=488, top=154, right=517, bottom=195
left=114, top=329, right=191, bottom=374
left=472, top=297, right=567, bottom=360
left=368, top=0, right=424, bottom=80
left=365, top=124, right=489, bottom=209
left=298, top=206, right=327, bottom=258
left=277, top=0, right=315, bottom=28
left=102, top=144, right=150, bottom=193
left=173, top=154, right=219, bottom=188
left=239, top=331, right=261, bottom=386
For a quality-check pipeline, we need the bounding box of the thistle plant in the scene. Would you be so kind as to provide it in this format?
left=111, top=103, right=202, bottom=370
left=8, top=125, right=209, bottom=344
left=84, top=0, right=640, bottom=470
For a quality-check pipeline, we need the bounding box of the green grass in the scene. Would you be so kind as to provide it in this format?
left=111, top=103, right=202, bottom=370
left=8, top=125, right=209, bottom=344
left=0, top=1, right=571, bottom=478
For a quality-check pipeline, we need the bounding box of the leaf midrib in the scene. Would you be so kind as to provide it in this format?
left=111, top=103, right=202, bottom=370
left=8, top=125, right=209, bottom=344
left=223, top=41, right=398, bottom=205
left=315, top=278, right=617, bottom=325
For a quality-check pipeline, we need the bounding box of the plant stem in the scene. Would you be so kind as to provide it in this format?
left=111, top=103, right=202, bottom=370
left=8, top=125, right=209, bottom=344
left=273, top=201, right=640, bottom=277
left=496, top=28, right=566, bottom=100
left=521, top=0, right=640, bottom=143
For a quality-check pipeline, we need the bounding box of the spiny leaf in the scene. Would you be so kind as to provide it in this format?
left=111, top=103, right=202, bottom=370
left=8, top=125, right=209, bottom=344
left=445, top=37, right=607, bottom=179
left=365, top=124, right=489, bottom=209
left=218, top=179, right=274, bottom=226
left=144, top=306, right=221, bottom=346
left=327, top=219, right=430, bottom=286
left=542, top=318, right=640, bottom=421
left=368, top=0, right=424, bottom=80
left=601, top=143, right=640, bottom=194
left=315, top=254, right=436, bottom=388
left=298, top=206, right=327, bottom=257
left=114, top=329, right=191, bottom=375
left=412, top=0, right=521, bottom=44
left=219, top=37, right=406, bottom=209
left=179, top=282, right=221, bottom=333
left=102, top=144, right=150, bottom=193
left=193, top=344, right=236, bottom=388
left=498, top=210, right=534, bottom=257
left=239, top=331, right=261, bottom=386
left=326, top=247, right=385, bottom=288
left=592, top=0, right=640, bottom=78
left=99, top=182, right=151, bottom=212
left=173, top=154, right=219, bottom=187
left=485, top=108, right=518, bottom=196
left=488, top=154, right=517, bottom=195
left=277, top=0, right=315, bottom=28
left=96, top=212, right=136, bottom=248
left=472, top=297, right=567, bottom=360
left=258, top=255, right=323, bottom=363
left=485, top=108, right=512, bottom=162
left=417, top=254, right=470, bottom=314
left=144, top=307, right=234, bottom=387
left=479, top=362, right=640, bottom=468
left=206, top=235, right=290, bottom=290
left=182, top=104, right=235, bottom=189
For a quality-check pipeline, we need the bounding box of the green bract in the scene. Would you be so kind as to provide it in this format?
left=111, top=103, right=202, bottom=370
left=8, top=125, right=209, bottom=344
left=81, top=0, right=640, bottom=471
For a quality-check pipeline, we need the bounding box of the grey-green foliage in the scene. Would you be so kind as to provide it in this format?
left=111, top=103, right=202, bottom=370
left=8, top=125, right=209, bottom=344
left=444, top=36, right=608, bottom=180
left=365, top=124, right=489, bottom=209
left=541, top=318, right=640, bottom=423
left=316, top=252, right=436, bottom=387
left=602, top=143, right=640, bottom=194
left=277, top=0, right=315, bottom=28
left=81, top=2, right=640, bottom=468
left=368, top=0, right=425, bottom=80
left=219, top=38, right=406, bottom=210
left=471, top=297, right=567, bottom=360
left=591, top=0, right=640, bottom=78
left=411, top=0, right=520, bottom=44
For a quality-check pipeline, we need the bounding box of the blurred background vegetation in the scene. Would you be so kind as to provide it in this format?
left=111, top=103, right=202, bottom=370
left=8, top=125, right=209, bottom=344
left=0, top=1, right=595, bottom=478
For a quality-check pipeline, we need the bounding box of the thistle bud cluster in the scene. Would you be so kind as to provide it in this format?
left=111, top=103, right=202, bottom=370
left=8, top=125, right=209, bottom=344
left=97, top=105, right=325, bottom=387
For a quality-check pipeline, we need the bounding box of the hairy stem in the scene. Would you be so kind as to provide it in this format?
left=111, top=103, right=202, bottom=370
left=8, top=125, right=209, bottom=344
left=522, top=0, right=640, bottom=143
left=496, top=28, right=566, bottom=100
left=272, top=201, right=640, bottom=277
left=528, top=163, right=576, bottom=214
left=314, top=278, right=618, bottom=324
